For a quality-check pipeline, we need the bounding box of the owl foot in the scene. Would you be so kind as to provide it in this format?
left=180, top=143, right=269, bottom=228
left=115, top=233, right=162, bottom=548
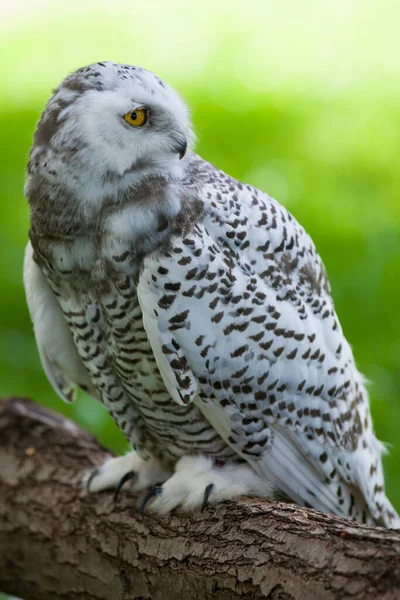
left=140, top=455, right=272, bottom=514
left=83, top=452, right=172, bottom=496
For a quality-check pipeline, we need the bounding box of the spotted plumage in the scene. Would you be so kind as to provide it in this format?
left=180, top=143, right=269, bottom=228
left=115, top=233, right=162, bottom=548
left=24, top=61, right=399, bottom=527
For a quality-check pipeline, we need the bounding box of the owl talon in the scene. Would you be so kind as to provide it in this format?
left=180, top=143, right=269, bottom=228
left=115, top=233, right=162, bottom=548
left=114, top=470, right=137, bottom=503
left=141, top=485, right=163, bottom=514
left=86, top=467, right=99, bottom=492
left=201, top=483, right=215, bottom=513
left=82, top=452, right=171, bottom=499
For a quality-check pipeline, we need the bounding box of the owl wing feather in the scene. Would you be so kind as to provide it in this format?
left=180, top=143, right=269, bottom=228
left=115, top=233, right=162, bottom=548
left=23, top=241, right=97, bottom=403
left=138, top=159, right=397, bottom=525
left=140, top=306, right=200, bottom=407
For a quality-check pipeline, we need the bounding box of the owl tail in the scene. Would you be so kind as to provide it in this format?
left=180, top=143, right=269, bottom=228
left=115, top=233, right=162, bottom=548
left=372, top=496, right=400, bottom=530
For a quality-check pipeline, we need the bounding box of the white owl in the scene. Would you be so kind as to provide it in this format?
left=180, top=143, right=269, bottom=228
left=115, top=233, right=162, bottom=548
left=23, top=61, right=399, bottom=526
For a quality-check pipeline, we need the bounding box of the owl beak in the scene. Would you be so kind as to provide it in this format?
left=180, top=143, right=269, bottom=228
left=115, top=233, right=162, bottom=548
left=178, top=139, right=187, bottom=160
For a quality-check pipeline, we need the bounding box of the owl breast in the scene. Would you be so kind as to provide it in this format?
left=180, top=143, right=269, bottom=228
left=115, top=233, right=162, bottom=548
left=32, top=230, right=234, bottom=465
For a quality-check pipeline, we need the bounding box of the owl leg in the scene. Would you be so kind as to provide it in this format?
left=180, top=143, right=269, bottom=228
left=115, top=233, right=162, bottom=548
left=141, top=455, right=273, bottom=514
left=83, top=451, right=172, bottom=497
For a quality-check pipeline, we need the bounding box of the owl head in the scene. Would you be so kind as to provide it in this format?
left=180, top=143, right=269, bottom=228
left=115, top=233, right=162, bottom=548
left=27, top=62, right=193, bottom=201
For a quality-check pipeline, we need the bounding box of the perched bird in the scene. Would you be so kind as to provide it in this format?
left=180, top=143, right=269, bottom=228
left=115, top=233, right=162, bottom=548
left=24, top=61, right=399, bottom=526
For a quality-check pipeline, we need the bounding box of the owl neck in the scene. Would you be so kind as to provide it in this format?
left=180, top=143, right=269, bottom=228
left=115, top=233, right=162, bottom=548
left=66, top=151, right=188, bottom=209
left=28, top=170, right=203, bottom=279
left=26, top=156, right=204, bottom=264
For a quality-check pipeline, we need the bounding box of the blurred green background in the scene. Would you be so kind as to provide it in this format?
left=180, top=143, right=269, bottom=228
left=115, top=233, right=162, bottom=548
left=0, top=0, right=399, bottom=517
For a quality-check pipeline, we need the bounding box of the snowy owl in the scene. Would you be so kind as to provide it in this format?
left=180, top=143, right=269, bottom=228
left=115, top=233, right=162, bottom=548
left=23, top=61, right=399, bottom=527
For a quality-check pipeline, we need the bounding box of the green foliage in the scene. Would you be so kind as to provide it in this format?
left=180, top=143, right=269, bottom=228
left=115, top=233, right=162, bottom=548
left=0, top=1, right=399, bottom=513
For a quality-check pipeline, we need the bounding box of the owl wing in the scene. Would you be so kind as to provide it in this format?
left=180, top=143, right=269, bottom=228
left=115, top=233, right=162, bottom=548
left=23, top=241, right=97, bottom=403
left=138, top=158, right=396, bottom=525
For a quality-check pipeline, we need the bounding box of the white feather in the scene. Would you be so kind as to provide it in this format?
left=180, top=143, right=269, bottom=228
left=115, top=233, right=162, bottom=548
left=23, top=241, right=96, bottom=403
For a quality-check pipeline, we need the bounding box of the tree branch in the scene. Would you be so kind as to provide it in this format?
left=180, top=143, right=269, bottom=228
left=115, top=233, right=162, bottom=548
left=0, top=397, right=399, bottom=600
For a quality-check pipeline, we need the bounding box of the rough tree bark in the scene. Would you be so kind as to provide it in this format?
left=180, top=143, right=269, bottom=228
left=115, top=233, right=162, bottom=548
left=0, top=398, right=399, bottom=600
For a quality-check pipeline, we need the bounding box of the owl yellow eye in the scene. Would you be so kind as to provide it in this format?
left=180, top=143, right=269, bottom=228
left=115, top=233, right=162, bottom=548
left=123, top=108, right=148, bottom=127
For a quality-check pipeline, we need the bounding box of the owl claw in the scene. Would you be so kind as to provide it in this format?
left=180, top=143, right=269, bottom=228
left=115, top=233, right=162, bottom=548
left=201, top=483, right=215, bottom=513
left=114, top=470, right=137, bottom=503
left=141, top=485, right=163, bottom=514
left=82, top=452, right=171, bottom=497
left=86, top=467, right=99, bottom=492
